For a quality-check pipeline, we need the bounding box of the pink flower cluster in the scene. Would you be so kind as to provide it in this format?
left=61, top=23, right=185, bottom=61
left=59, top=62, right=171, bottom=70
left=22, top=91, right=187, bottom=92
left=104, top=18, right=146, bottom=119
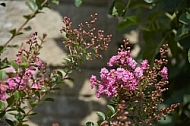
left=0, top=54, right=47, bottom=101
left=90, top=50, right=149, bottom=98
left=0, top=33, right=48, bottom=101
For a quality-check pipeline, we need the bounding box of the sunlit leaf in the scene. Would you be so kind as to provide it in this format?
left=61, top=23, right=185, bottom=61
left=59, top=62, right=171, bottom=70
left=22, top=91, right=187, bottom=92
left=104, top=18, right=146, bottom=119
left=11, top=60, right=18, bottom=71
left=14, top=91, right=20, bottom=101
left=0, top=70, right=6, bottom=80
left=109, top=0, right=127, bottom=17
left=144, top=0, right=156, bottom=3
left=0, top=101, right=5, bottom=110
left=86, top=122, right=94, bottom=126
left=107, top=105, right=115, bottom=114
left=51, top=0, right=59, bottom=4
left=179, top=12, right=190, bottom=25
left=97, top=111, right=106, bottom=120
left=25, top=0, right=38, bottom=11
left=75, top=0, right=84, bottom=7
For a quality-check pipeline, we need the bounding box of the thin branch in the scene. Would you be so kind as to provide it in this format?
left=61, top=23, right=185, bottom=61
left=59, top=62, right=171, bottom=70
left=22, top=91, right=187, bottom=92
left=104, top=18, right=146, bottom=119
left=3, top=0, right=48, bottom=48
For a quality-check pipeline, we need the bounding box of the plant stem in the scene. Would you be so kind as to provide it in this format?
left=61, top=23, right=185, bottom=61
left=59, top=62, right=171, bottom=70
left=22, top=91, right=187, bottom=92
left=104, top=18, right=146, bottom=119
left=3, top=0, right=48, bottom=48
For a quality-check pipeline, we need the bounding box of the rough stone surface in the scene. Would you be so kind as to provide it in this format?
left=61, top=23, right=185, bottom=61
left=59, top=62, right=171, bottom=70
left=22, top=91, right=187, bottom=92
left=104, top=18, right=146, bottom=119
left=0, top=1, right=124, bottom=126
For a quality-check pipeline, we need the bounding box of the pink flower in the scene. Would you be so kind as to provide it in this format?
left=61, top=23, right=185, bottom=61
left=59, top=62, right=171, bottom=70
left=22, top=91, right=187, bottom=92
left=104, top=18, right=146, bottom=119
left=31, top=84, right=39, bottom=89
left=5, top=67, right=16, bottom=73
left=0, top=84, right=7, bottom=101
left=6, top=78, right=17, bottom=90
left=100, top=68, right=109, bottom=79
left=126, top=57, right=137, bottom=69
left=115, top=68, right=125, bottom=80
left=161, top=66, right=168, bottom=79
left=134, top=67, right=143, bottom=78
left=141, top=59, right=148, bottom=71
left=90, top=75, right=97, bottom=89
left=108, top=55, right=119, bottom=66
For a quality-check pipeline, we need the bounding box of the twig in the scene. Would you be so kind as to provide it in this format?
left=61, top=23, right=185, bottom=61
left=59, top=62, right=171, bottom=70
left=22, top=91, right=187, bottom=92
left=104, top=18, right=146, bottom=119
left=3, top=0, right=48, bottom=48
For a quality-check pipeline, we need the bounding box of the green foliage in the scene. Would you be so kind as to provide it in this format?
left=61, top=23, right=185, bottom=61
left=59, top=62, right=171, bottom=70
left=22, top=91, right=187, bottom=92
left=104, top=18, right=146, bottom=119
left=75, top=0, right=84, bottom=7
left=108, top=0, right=190, bottom=125
left=0, top=70, right=6, bottom=81
left=86, top=122, right=94, bottom=126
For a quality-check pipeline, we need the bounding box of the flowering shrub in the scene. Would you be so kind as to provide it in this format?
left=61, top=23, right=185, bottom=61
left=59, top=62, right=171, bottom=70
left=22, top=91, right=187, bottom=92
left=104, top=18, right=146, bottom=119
left=0, top=32, right=54, bottom=125
left=0, top=14, right=111, bottom=126
left=89, top=39, right=179, bottom=126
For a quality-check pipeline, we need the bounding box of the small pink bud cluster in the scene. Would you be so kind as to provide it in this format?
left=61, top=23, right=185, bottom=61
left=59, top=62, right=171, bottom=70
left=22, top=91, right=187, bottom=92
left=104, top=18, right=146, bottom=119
left=61, top=13, right=112, bottom=63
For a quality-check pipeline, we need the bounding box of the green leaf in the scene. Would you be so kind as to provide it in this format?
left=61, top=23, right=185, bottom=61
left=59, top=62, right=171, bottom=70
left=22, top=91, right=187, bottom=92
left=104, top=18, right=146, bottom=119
left=9, top=29, right=17, bottom=36
left=14, top=91, right=20, bottom=101
left=0, top=3, right=6, bottom=7
left=97, top=111, right=106, bottom=120
left=144, top=0, right=156, bottom=3
left=18, top=107, right=25, bottom=114
left=34, top=91, right=40, bottom=98
left=50, top=0, right=59, bottom=4
left=11, top=60, right=18, bottom=71
left=24, top=26, right=32, bottom=31
left=178, top=33, right=190, bottom=48
left=188, top=49, right=190, bottom=63
left=29, top=101, right=38, bottom=108
left=5, top=119, right=15, bottom=126
left=20, top=62, right=29, bottom=68
left=0, top=111, right=5, bottom=118
left=179, top=12, right=190, bottom=25
left=118, top=15, right=139, bottom=31
left=29, top=112, right=38, bottom=116
left=7, top=44, right=19, bottom=49
left=107, top=105, right=115, bottom=114
left=23, top=14, right=32, bottom=20
left=0, top=101, right=6, bottom=110
left=0, top=45, right=4, bottom=53
left=7, top=96, right=14, bottom=106
left=86, top=122, right=94, bottom=126
left=21, top=56, right=28, bottom=62
left=44, top=98, right=54, bottom=102
left=109, top=0, right=127, bottom=17
left=56, top=70, right=63, bottom=78
left=0, top=70, right=6, bottom=80
left=25, top=0, right=38, bottom=11
left=75, top=0, right=84, bottom=7
left=9, top=29, right=22, bottom=36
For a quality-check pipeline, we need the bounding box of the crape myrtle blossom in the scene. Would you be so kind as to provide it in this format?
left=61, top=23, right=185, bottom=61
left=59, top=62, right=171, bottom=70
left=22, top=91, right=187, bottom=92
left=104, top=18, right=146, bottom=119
left=90, top=43, right=179, bottom=125
left=0, top=33, right=49, bottom=101
left=160, top=66, right=168, bottom=79
left=90, top=50, right=148, bottom=98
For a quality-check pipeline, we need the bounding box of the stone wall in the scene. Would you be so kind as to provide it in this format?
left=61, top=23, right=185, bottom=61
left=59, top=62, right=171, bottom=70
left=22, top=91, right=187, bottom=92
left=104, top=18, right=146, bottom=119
left=0, top=0, right=124, bottom=126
